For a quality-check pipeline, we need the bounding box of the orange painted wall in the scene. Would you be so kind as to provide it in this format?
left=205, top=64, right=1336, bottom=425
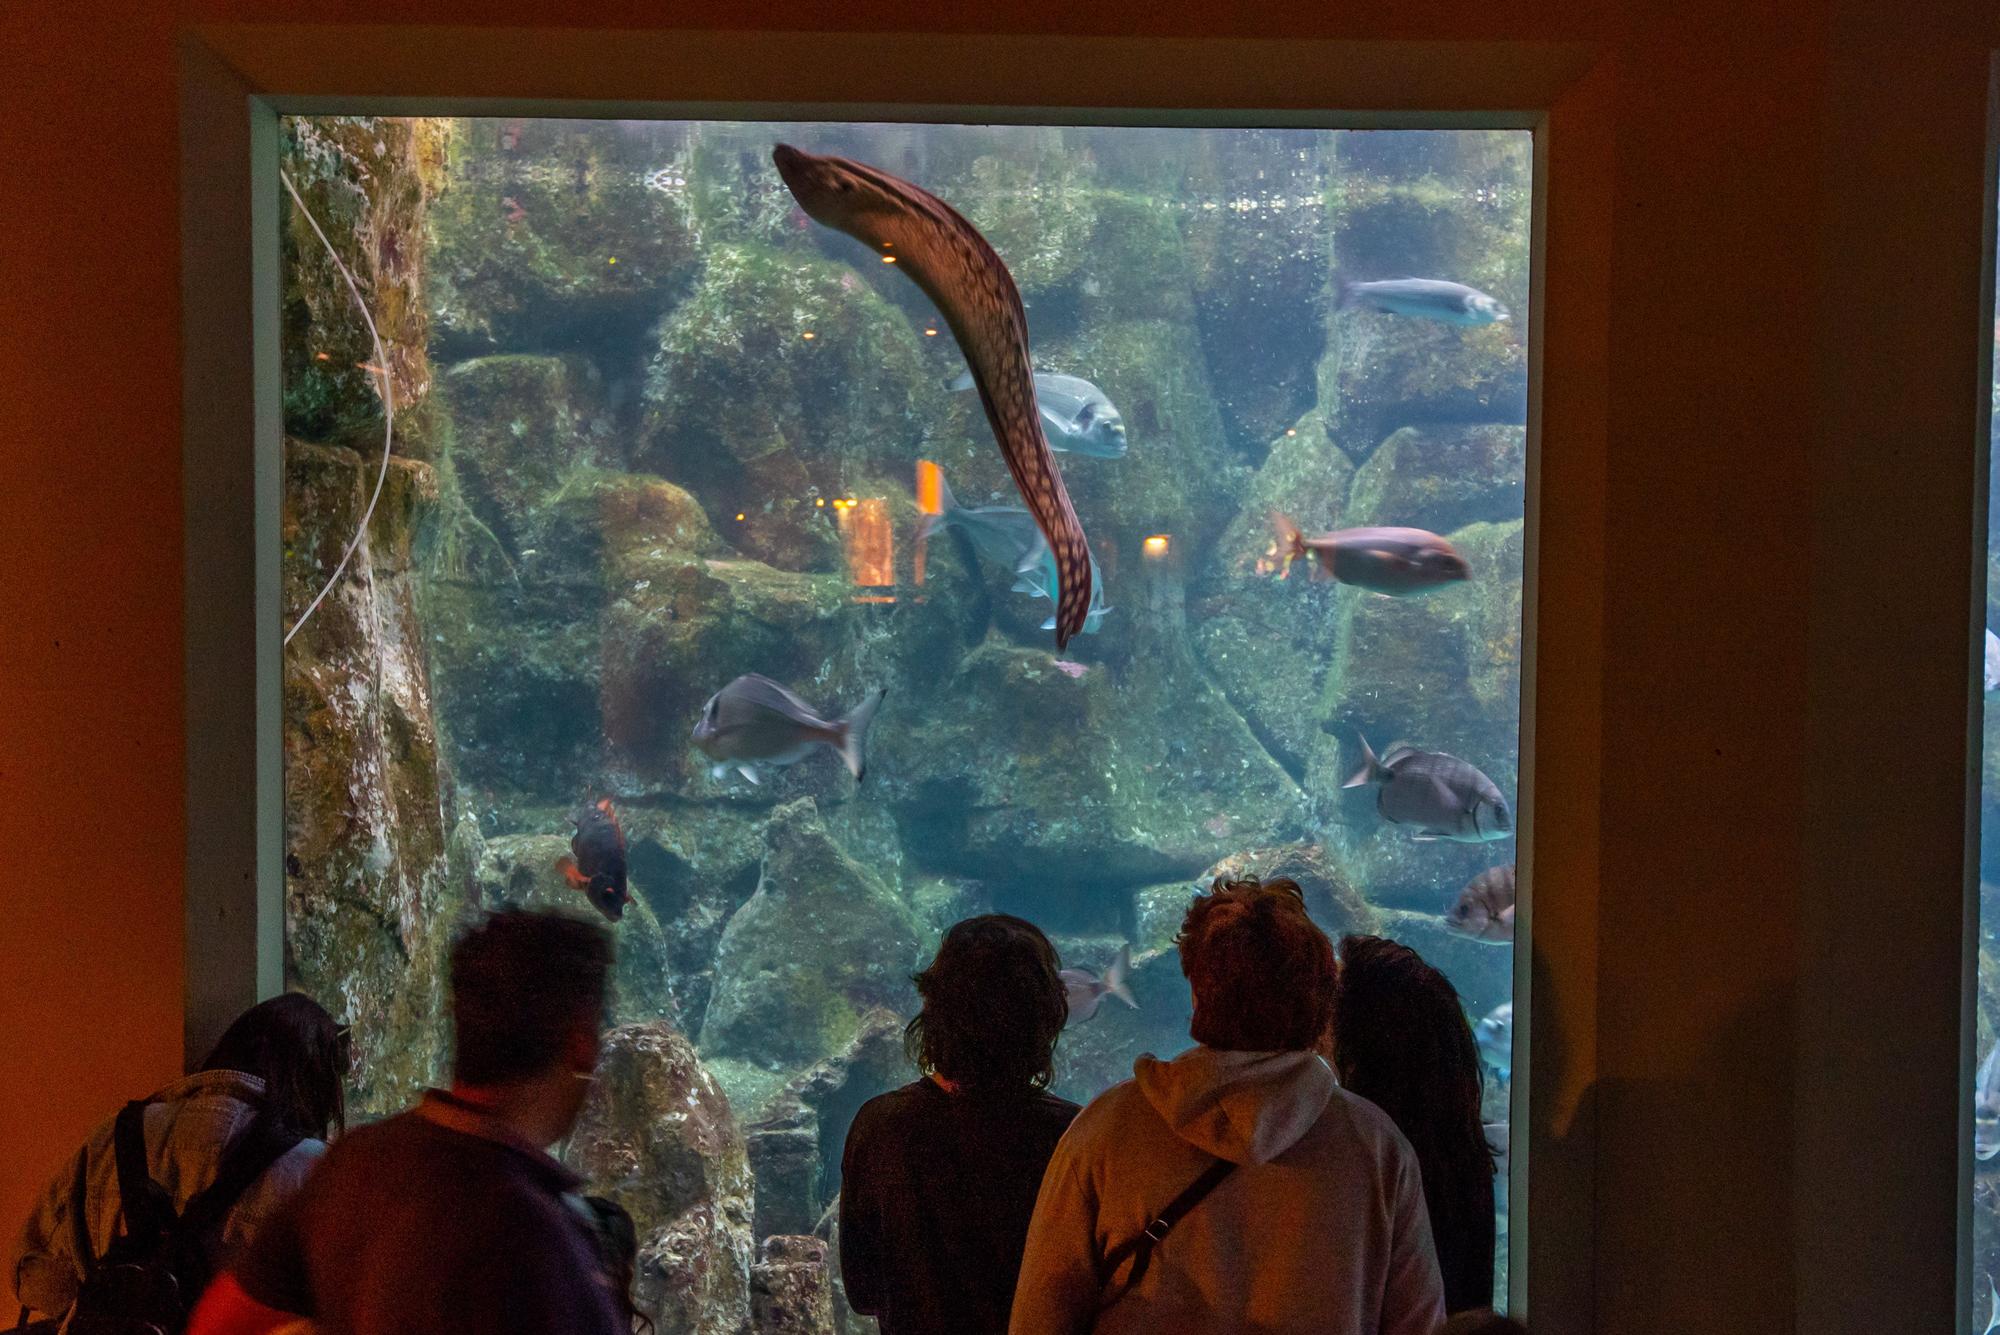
left=4, top=0, right=1997, bottom=1330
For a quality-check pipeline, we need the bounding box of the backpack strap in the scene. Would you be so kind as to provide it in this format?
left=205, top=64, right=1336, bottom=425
left=179, top=1114, right=304, bottom=1237
left=110, top=1100, right=174, bottom=1244
left=1096, top=1157, right=1237, bottom=1310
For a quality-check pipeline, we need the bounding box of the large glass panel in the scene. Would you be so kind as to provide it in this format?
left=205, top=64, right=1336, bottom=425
left=1978, top=158, right=2000, bottom=1334
left=277, top=115, right=1531, bottom=1324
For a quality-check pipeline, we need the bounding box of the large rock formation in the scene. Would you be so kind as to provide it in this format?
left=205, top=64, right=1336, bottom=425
left=750, top=1236, right=837, bottom=1335
left=567, top=1023, right=755, bottom=1335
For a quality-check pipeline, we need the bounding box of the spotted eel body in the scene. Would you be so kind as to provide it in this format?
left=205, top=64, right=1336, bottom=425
left=771, top=143, right=1093, bottom=648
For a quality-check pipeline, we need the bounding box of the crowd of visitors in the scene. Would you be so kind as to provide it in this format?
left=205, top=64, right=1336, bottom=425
left=8, top=885, right=1517, bottom=1335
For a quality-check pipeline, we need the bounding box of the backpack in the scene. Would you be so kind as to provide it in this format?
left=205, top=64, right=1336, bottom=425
left=64, top=1099, right=302, bottom=1335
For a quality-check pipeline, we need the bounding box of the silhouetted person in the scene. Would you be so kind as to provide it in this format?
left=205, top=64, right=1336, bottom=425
left=840, top=914, right=1080, bottom=1334
left=1333, top=935, right=1497, bottom=1314
left=188, top=909, right=622, bottom=1335
left=10, top=992, right=346, bottom=1325
left=1009, top=878, right=1443, bottom=1335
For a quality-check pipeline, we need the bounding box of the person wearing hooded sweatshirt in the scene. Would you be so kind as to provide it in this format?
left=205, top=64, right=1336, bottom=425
left=1007, top=878, right=1444, bottom=1335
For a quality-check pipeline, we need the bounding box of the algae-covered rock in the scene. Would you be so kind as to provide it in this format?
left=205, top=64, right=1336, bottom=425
left=751, top=1235, right=837, bottom=1335
left=814, top=1199, right=878, bottom=1335
left=701, top=799, right=923, bottom=1072
left=281, top=439, right=454, bottom=1117
left=566, top=1022, right=755, bottom=1335
left=1346, top=425, right=1526, bottom=536
left=427, top=119, right=702, bottom=357
left=641, top=242, right=949, bottom=569
left=473, top=833, right=678, bottom=1028
left=876, top=633, right=1310, bottom=900
left=282, top=117, right=449, bottom=459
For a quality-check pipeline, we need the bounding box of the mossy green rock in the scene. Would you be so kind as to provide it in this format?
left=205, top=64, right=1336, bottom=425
left=427, top=119, right=701, bottom=357
left=701, top=799, right=922, bottom=1071
left=641, top=241, right=948, bottom=570
left=566, top=1021, right=754, bottom=1335
left=474, top=833, right=678, bottom=1028
left=281, top=117, right=449, bottom=459
left=1347, top=425, right=1527, bottom=535
left=280, top=440, right=454, bottom=1118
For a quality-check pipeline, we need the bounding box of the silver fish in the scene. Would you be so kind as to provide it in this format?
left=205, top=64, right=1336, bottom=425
left=1984, top=1274, right=2000, bottom=1335
left=950, top=369, right=1128, bottom=458
left=1271, top=513, right=1468, bottom=595
left=920, top=470, right=1112, bottom=635
left=773, top=144, right=1094, bottom=647
left=1343, top=732, right=1514, bottom=844
left=1336, top=276, right=1509, bottom=325
left=1978, top=1039, right=2000, bottom=1160
left=691, top=674, right=884, bottom=785
left=1060, top=943, right=1137, bottom=1025
left=1012, top=540, right=1111, bottom=635
left=1446, top=864, right=1516, bottom=944
left=1475, top=1002, right=1512, bottom=1082
left=1986, top=628, right=1999, bottom=693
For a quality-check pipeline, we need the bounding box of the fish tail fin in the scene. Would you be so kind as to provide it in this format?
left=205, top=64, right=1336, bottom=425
left=1107, top=944, right=1137, bottom=1010
left=556, top=855, right=588, bottom=888
left=946, top=368, right=974, bottom=393
left=1270, top=512, right=1308, bottom=579
left=837, top=687, right=887, bottom=781
left=1333, top=272, right=1358, bottom=309
left=1341, top=732, right=1383, bottom=789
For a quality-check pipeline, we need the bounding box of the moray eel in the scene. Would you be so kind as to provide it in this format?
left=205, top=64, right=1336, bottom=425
left=771, top=143, right=1094, bottom=648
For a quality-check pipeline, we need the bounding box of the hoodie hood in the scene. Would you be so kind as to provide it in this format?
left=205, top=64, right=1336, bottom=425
left=1134, top=1046, right=1338, bottom=1165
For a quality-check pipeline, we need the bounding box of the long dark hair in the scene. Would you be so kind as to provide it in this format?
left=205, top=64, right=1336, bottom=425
left=200, top=992, right=348, bottom=1140
left=904, top=915, right=1068, bottom=1092
left=1333, top=936, right=1494, bottom=1307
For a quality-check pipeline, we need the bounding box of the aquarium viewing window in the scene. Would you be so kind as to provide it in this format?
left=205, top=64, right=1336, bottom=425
left=1972, top=145, right=2000, bottom=1334
left=273, top=114, right=1532, bottom=1326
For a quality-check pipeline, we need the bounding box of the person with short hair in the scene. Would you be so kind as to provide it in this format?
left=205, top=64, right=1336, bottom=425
left=839, top=914, right=1081, bottom=1334
left=1008, top=878, right=1444, bottom=1335
left=10, top=993, right=346, bottom=1324
left=188, top=909, right=624, bottom=1335
left=1332, top=935, right=1497, bottom=1314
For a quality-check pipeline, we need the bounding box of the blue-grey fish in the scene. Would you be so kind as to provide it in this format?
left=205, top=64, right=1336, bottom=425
left=949, top=369, right=1128, bottom=458
left=691, top=674, right=884, bottom=785
left=1475, top=1001, right=1512, bottom=1082
left=772, top=144, right=1094, bottom=647
left=1978, top=1039, right=2000, bottom=1161
left=1273, top=513, right=1468, bottom=595
left=1336, top=276, right=1509, bottom=325
left=1012, top=539, right=1111, bottom=635
left=1343, top=732, right=1513, bottom=843
left=921, top=470, right=1112, bottom=635
left=1985, top=628, right=1999, bottom=692
left=1060, top=943, right=1137, bottom=1025
left=1445, top=864, right=1516, bottom=944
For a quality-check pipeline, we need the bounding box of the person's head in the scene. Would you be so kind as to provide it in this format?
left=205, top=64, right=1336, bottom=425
left=1439, top=1311, right=1527, bottom=1335
left=904, top=914, right=1068, bottom=1092
left=1176, top=878, right=1338, bottom=1052
left=201, top=992, right=349, bottom=1140
left=450, top=909, right=613, bottom=1140
left=1333, top=934, right=1493, bottom=1187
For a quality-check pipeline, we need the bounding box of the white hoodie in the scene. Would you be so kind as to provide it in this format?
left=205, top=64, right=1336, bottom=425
left=1008, top=1047, right=1444, bottom=1335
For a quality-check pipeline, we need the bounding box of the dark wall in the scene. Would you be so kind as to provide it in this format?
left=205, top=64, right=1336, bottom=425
left=3, top=3, right=1996, bottom=1332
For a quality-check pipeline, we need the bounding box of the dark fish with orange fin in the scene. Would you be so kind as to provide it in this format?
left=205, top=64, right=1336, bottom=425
left=771, top=143, right=1095, bottom=648
left=1270, top=512, right=1469, bottom=596
left=556, top=798, right=630, bottom=922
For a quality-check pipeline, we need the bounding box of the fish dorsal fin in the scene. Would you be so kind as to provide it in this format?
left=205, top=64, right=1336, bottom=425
left=728, top=673, right=826, bottom=724
left=1031, top=376, right=1095, bottom=425
left=1379, top=744, right=1420, bottom=767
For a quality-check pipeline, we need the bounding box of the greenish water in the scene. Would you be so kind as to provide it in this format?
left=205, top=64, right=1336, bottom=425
left=279, top=116, right=1530, bottom=1328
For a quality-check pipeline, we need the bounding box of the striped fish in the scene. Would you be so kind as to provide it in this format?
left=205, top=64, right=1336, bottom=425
left=771, top=143, right=1094, bottom=648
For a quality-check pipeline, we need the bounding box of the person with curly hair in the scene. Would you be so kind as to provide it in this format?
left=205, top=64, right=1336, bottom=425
left=839, top=914, right=1081, bottom=1335
left=1009, top=878, right=1443, bottom=1335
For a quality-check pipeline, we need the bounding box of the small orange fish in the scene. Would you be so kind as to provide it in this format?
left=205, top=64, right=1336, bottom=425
left=555, top=798, right=630, bottom=923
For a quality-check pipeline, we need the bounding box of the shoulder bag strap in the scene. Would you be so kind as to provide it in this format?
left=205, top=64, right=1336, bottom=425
left=1096, top=1157, right=1237, bottom=1311
left=111, top=1099, right=171, bottom=1243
